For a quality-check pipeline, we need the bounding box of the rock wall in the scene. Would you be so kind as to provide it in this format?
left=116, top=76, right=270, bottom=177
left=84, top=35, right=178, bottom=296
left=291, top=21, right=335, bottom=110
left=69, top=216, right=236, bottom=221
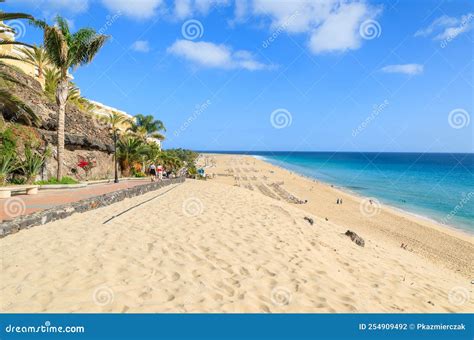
left=41, top=148, right=115, bottom=181
left=1, top=65, right=117, bottom=180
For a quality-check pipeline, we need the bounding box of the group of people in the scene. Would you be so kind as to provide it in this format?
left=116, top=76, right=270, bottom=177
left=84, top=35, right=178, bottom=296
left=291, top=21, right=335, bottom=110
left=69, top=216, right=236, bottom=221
left=148, top=163, right=164, bottom=182
left=336, top=198, right=343, bottom=205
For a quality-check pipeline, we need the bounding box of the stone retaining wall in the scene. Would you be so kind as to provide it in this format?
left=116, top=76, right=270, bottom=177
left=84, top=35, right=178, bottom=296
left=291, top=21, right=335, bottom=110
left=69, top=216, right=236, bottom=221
left=0, top=177, right=185, bottom=238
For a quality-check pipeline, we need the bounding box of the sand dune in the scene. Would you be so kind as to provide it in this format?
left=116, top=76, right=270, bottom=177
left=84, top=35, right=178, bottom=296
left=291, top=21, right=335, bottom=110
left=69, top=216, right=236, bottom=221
left=1, top=176, right=472, bottom=312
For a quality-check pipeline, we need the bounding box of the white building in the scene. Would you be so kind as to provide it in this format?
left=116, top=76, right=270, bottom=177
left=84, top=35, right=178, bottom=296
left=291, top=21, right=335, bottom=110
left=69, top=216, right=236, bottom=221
left=88, top=99, right=161, bottom=150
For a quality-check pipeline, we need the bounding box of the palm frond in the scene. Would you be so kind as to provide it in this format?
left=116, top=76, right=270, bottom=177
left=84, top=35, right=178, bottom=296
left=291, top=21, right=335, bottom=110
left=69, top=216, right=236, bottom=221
left=71, top=31, right=109, bottom=68
left=54, top=15, right=71, bottom=38
left=0, top=12, right=34, bottom=22
left=0, top=40, right=35, bottom=49
left=0, top=68, right=26, bottom=86
left=149, top=132, right=165, bottom=141
left=0, top=53, right=24, bottom=62
left=43, top=24, right=69, bottom=70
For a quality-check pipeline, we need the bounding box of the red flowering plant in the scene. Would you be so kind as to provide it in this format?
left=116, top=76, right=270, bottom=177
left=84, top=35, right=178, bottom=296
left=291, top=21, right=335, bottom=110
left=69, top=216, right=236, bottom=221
left=77, top=155, right=97, bottom=179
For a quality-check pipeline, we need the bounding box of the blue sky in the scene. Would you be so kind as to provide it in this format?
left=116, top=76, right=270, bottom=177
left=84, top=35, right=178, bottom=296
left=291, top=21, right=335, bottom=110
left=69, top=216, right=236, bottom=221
left=3, top=0, right=473, bottom=152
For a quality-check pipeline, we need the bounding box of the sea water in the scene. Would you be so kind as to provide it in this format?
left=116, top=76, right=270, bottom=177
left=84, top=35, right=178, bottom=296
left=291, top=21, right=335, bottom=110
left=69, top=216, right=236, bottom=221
left=213, top=152, right=474, bottom=233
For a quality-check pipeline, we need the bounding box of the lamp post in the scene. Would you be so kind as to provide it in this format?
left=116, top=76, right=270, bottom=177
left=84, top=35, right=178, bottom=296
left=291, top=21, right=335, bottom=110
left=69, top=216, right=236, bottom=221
left=113, top=130, right=119, bottom=183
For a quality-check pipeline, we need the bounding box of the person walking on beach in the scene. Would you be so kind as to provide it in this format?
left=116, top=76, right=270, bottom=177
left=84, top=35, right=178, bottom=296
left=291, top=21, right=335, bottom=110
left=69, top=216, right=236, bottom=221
left=157, top=165, right=163, bottom=180
left=149, top=163, right=157, bottom=182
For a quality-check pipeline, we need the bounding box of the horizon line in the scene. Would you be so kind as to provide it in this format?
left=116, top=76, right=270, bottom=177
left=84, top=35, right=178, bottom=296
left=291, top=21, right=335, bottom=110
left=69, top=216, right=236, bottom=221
left=194, top=150, right=474, bottom=155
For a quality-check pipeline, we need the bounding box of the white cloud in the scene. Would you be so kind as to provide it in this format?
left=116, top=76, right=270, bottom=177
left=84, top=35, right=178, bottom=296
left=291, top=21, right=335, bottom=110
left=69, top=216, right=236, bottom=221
left=415, top=13, right=473, bottom=41
left=171, top=1, right=381, bottom=54
left=309, top=2, right=375, bottom=54
left=252, top=0, right=336, bottom=33
left=167, top=39, right=269, bottom=70
left=173, top=0, right=230, bottom=19
left=20, top=0, right=382, bottom=56
left=131, top=40, right=151, bottom=52
left=175, top=0, right=193, bottom=19
left=233, top=0, right=249, bottom=22
left=101, top=0, right=164, bottom=19
left=380, top=64, right=424, bottom=75
left=252, top=0, right=381, bottom=54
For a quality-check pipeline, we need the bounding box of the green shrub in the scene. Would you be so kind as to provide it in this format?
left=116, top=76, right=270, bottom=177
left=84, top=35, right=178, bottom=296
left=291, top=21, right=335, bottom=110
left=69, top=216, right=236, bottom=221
left=35, top=176, right=79, bottom=185
left=0, top=153, right=17, bottom=186
left=0, top=127, right=16, bottom=154
left=133, top=171, right=146, bottom=178
left=19, top=146, right=50, bottom=184
left=9, top=177, right=26, bottom=185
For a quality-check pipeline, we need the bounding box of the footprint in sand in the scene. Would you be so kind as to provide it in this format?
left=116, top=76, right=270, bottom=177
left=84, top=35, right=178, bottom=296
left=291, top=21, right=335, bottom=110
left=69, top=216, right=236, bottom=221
left=226, top=277, right=241, bottom=288
left=139, top=287, right=153, bottom=301
left=239, top=267, right=250, bottom=277
left=168, top=272, right=180, bottom=282
left=216, top=281, right=235, bottom=297
left=147, top=243, right=154, bottom=253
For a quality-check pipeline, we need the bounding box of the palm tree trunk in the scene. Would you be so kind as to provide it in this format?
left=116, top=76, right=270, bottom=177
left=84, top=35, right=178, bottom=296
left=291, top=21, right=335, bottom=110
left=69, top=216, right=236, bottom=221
left=56, top=77, right=68, bottom=180
left=113, top=131, right=119, bottom=183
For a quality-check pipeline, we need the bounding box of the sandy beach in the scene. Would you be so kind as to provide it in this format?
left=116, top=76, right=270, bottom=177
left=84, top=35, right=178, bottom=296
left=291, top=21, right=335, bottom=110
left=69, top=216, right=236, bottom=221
left=0, top=154, right=472, bottom=313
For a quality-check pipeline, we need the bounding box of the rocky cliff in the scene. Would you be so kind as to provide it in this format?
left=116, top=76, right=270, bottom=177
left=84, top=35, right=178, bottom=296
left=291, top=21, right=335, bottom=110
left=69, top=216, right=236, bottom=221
left=1, top=64, right=114, bottom=151
left=1, top=65, right=115, bottom=180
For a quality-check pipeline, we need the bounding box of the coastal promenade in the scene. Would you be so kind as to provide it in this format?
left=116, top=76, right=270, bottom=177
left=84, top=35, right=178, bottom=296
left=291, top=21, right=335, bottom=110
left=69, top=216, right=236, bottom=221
left=0, top=178, right=185, bottom=237
left=0, top=180, right=148, bottom=221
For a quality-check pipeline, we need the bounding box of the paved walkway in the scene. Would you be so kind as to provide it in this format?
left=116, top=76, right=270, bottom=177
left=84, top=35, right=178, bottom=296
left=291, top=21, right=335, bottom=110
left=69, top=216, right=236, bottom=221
left=0, top=179, right=152, bottom=222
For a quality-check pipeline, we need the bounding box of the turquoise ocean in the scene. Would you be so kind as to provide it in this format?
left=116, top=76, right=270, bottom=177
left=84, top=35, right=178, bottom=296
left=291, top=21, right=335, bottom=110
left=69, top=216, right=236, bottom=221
left=211, top=152, right=474, bottom=233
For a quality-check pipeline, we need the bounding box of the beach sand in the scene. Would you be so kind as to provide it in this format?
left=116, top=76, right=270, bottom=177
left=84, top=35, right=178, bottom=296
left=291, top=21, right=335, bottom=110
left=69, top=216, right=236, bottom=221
left=0, top=154, right=472, bottom=313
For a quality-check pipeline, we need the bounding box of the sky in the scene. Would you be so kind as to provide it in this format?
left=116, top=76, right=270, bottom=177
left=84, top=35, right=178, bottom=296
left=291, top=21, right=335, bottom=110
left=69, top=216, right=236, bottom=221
left=2, top=0, right=473, bottom=152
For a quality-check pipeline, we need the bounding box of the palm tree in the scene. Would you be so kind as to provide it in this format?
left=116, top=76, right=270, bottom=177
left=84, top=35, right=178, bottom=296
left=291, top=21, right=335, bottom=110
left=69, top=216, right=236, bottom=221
left=157, top=151, right=183, bottom=176
left=34, top=16, right=109, bottom=180
left=129, top=114, right=166, bottom=141
left=116, top=134, right=146, bottom=177
left=0, top=8, right=38, bottom=125
left=44, top=67, right=85, bottom=105
left=19, top=44, right=49, bottom=79
left=100, top=112, right=131, bottom=182
left=43, top=67, right=58, bottom=96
